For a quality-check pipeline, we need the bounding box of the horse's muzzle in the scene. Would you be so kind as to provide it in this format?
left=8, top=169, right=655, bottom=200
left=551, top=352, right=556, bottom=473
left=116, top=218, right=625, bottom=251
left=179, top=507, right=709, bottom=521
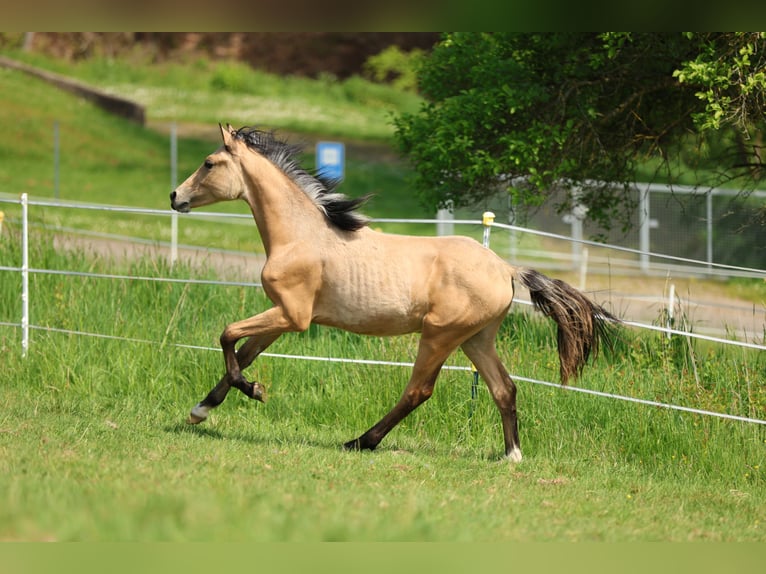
left=169, top=191, right=190, bottom=213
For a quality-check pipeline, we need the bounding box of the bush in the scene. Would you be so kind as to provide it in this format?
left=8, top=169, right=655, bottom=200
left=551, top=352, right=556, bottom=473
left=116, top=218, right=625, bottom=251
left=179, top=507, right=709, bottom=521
left=364, top=46, right=424, bottom=93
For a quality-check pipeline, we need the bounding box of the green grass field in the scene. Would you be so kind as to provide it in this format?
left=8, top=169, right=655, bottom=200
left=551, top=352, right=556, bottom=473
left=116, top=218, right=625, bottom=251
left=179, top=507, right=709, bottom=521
left=0, top=232, right=764, bottom=542
left=1, top=49, right=765, bottom=543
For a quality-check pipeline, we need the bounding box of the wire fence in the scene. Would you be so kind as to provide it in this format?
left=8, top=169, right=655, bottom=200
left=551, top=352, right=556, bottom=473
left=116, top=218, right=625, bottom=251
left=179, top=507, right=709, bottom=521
left=1, top=193, right=765, bottom=426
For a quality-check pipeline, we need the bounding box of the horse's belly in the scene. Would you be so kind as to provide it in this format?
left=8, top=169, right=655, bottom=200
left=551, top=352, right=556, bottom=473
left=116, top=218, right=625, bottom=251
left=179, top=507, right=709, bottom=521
left=313, top=263, right=424, bottom=335
left=314, top=293, right=422, bottom=335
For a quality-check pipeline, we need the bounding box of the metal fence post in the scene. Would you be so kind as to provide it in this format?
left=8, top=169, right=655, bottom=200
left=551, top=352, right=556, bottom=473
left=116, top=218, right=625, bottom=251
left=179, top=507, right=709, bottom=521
left=170, top=123, right=178, bottom=266
left=639, top=185, right=650, bottom=273
left=470, top=212, right=496, bottom=418
left=53, top=121, right=60, bottom=201
left=21, top=193, right=29, bottom=357
left=706, top=190, right=713, bottom=274
left=171, top=212, right=178, bottom=266
left=482, top=211, right=495, bottom=248
left=436, top=200, right=454, bottom=237
left=666, top=283, right=676, bottom=339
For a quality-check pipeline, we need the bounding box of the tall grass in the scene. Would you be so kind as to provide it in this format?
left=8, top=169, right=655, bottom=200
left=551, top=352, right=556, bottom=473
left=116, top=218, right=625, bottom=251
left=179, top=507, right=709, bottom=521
left=1, top=231, right=764, bottom=541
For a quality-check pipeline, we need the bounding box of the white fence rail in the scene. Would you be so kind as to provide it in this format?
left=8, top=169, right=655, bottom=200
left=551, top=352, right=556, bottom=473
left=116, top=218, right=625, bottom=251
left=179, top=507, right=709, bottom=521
left=1, top=193, right=765, bottom=426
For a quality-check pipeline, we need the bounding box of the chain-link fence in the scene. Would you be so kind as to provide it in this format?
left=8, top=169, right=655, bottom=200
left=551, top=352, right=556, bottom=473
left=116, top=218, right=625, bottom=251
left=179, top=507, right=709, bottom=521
left=449, top=183, right=766, bottom=277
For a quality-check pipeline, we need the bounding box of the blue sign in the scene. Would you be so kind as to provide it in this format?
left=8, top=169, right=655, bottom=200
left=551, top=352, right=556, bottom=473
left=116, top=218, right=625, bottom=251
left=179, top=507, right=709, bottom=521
left=316, top=141, right=345, bottom=181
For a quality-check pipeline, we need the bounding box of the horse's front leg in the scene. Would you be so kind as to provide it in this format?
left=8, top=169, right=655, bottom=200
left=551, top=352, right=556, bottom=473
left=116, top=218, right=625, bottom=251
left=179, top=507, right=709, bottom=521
left=187, top=331, right=280, bottom=424
left=188, top=306, right=304, bottom=424
left=187, top=373, right=236, bottom=424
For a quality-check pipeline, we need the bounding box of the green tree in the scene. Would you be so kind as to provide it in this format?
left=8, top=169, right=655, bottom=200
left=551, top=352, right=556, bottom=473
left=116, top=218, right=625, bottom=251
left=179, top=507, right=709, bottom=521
left=393, top=32, right=766, bottom=232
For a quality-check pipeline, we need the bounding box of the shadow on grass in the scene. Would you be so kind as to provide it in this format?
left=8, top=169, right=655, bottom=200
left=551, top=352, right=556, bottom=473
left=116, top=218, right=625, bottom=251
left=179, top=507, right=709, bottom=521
left=162, top=419, right=509, bottom=463
left=164, top=421, right=230, bottom=441
left=162, top=419, right=348, bottom=453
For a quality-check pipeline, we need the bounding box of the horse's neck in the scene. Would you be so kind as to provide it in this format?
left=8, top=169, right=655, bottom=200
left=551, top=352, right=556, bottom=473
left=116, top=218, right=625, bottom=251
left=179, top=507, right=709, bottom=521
left=242, top=169, right=326, bottom=256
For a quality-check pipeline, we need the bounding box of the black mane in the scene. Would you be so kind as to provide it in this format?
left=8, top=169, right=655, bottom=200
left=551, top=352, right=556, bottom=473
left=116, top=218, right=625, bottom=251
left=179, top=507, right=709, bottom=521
left=233, top=127, right=370, bottom=232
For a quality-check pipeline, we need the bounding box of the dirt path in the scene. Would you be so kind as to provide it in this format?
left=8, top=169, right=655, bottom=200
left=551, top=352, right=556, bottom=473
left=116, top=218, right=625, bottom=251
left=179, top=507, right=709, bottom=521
left=52, top=233, right=266, bottom=284
left=581, top=273, right=765, bottom=341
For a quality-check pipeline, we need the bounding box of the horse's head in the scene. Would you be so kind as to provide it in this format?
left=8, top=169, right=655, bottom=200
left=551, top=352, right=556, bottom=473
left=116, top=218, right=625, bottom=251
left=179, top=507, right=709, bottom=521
left=170, top=123, right=247, bottom=212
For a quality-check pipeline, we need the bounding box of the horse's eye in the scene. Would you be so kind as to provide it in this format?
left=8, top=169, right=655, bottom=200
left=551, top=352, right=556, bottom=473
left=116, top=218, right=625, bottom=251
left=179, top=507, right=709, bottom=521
left=204, top=159, right=214, bottom=170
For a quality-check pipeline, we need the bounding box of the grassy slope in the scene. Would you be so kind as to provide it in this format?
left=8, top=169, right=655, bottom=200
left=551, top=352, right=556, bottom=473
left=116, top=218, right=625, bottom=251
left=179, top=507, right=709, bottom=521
left=0, top=56, right=436, bottom=249
left=0, top=64, right=200, bottom=209
left=1, top=49, right=423, bottom=141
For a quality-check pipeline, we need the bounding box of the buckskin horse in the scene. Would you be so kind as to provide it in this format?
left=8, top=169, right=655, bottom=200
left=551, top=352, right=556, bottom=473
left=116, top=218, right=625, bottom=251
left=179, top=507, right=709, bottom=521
left=170, top=124, right=616, bottom=461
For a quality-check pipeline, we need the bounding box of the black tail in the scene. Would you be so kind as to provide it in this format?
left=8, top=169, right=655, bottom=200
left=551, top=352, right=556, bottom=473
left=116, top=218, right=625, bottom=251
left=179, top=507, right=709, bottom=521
left=515, top=268, right=617, bottom=384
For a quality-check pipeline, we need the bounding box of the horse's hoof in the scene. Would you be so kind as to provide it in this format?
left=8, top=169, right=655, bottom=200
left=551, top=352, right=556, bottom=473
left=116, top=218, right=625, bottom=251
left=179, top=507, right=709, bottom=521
left=187, top=403, right=209, bottom=424
left=343, top=437, right=376, bottom=451
left=505, top=447, right=523, bottom=463
left=343, top=439, right=360, bottom=451
left=252, top=382, right=267, bottom=403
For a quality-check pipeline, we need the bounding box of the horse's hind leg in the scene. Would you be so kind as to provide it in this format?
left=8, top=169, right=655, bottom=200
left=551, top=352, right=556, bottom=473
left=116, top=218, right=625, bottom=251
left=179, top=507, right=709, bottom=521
left=461, top=328, right=522, bottom=462
left=344, top=328, right=459, bottom=451
left=187, top=333, right=279, bottom=424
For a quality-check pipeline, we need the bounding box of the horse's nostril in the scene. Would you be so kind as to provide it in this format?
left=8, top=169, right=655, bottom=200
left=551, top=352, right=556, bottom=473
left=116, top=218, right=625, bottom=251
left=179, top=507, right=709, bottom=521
left=170, top=191, right=176, bottom=201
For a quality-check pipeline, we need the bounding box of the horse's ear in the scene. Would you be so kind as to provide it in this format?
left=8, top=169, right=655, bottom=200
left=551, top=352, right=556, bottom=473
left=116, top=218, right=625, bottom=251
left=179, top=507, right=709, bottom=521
left=219, top=123, right=231, bottom=144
